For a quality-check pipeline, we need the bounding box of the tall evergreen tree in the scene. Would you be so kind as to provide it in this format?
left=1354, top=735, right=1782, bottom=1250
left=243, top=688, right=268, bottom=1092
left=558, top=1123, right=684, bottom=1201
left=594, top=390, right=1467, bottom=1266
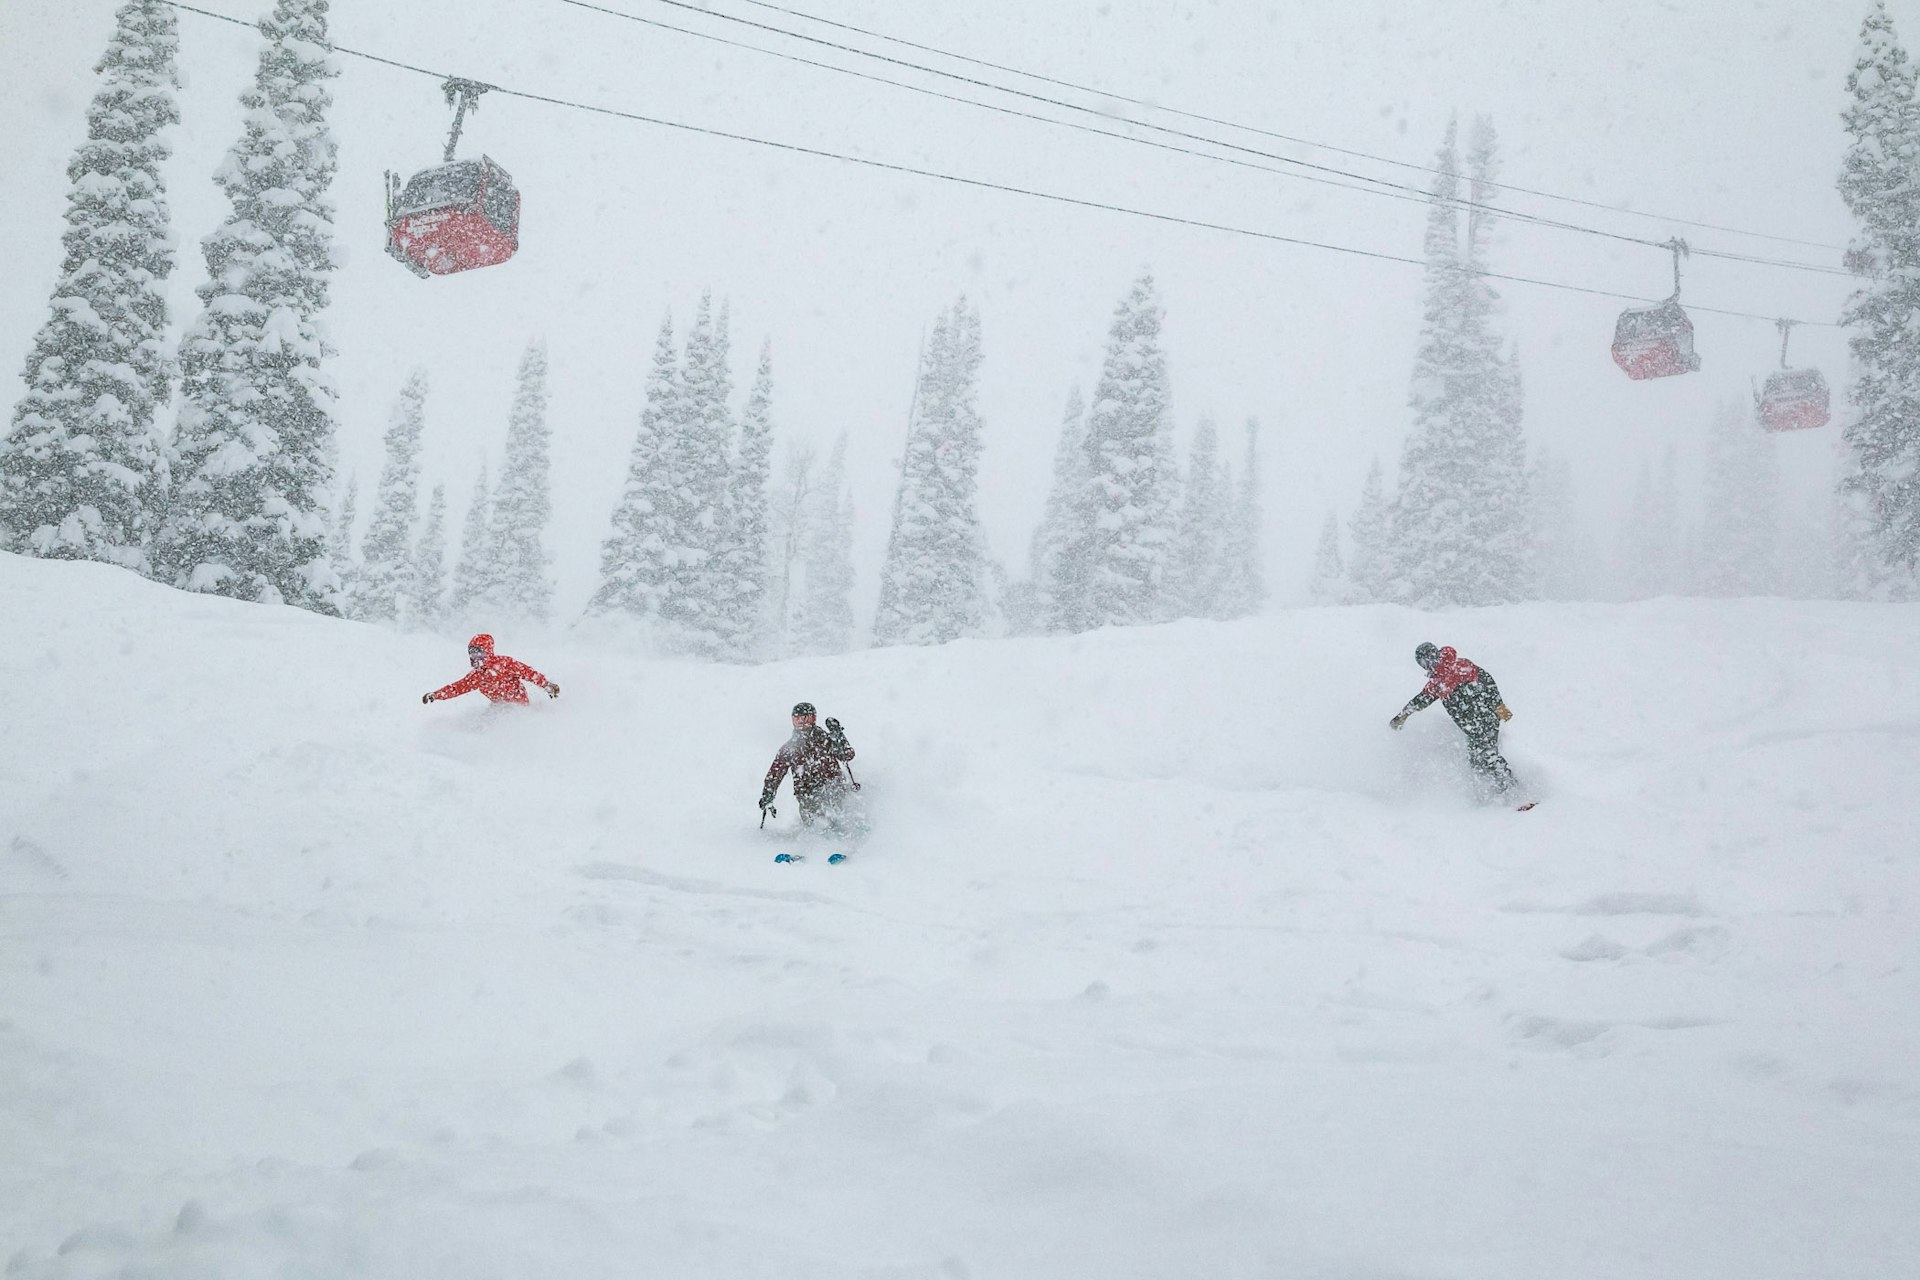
left=717, top=339, right=775, bottom=658
left=1694, top=400, right=1784, bottom=597
left=328, top=472, right=358, bottom=602
left=872, top=298, right=989, bottom=646
left=403, top=482, right=448, bottom=630
left=350, top=370, right=427, bottom=624
left=1619, top=448, right=1683, bottom=599
left=792, top=434, right=856, bottom=656
left=487, top=339, right=555, bottom=623
left=1836, top=2, right=1920, bottom=595
left=1030, top=385, right=1091, bottom=634
left=1388, top=117, right=1531, bottom=607
left=1308, top=511, right=1348, bottom=605
left=1217, top=418, right=1267, bottom=618
left=1077, top=274, right=1179, bottom=629
left=653, top=294, right=736, bottom=650
left=1, top=0, right=179, bottom=570
left=1347, top=457, right=1393, bottom=604
left=156, top=0, right=340, bottom=609
left=767, top=441, right=816, bottom=652
left=1827, top=485, right=1872, bottom=599
left=447, top=465, right=493, bottom=620
left=1170, top=417, right=1230, bottom=619
left=1529, top=447, right=1593, bottom=601
left=589, top=314, right=684, bottom=625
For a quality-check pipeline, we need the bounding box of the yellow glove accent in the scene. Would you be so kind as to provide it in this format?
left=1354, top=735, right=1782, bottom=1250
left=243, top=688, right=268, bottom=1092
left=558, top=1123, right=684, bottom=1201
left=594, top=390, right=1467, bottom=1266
left=1495, top=703, right=1513, bottom=722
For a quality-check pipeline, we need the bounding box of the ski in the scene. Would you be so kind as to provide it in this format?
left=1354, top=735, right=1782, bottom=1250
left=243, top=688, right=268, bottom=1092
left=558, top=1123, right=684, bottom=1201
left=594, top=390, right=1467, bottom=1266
left=773, top=852, right=850, bottom=864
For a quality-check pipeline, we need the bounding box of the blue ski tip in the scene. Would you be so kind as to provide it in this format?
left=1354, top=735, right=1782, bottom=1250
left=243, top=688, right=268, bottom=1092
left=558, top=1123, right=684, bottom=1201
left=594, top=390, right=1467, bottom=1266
left=774, top=853, right=802, bottom=863
left=827, top=853, right=847, bottom=864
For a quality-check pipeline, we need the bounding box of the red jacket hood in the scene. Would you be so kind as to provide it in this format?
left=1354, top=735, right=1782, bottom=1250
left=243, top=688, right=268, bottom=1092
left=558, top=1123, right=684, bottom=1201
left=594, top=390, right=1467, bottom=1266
left=467, top=633, right=495, bottom=656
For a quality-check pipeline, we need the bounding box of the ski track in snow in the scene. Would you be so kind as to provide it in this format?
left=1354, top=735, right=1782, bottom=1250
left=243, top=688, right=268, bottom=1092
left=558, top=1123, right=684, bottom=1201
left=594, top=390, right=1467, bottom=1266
left=2, top=558, right=1917, bottom=1278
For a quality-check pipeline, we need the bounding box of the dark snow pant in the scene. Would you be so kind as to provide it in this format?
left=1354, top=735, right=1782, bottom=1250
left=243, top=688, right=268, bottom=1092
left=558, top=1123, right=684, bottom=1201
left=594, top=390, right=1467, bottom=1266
left=1461, top=721, right=1518, bottom=795
left=796, top=782, right=858, bottom=835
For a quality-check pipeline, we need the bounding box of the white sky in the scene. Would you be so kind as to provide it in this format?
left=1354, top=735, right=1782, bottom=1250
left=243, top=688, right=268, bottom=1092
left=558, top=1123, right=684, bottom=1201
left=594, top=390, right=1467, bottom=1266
left=0, top=0, right=1893, bottom=610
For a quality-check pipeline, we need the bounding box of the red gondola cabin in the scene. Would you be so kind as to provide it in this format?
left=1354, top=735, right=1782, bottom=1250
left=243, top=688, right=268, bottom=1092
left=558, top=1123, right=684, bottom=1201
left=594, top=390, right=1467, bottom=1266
left=1757, top=367, right=1830, bottom=432
left=1611, top=299, right=1701, bottom=381
left=385, top=157, right=519, bottom=279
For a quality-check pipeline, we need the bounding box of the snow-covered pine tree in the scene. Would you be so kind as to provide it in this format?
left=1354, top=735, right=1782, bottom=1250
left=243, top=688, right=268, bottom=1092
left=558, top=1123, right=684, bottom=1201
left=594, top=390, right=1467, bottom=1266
left=447, top=465, right=493, bottom=619
left=793, top=435, right=857, bottom=656
left=487, top=339, right=554, bottom=623
left=349, top=370, right=427, bottom=625
left=872, top=298, right=989, bottom=646
left=1030, top=385, right=1091, bottom=634
left=1836, top=2, right=1920, bottom=596
left=1077, top=274, right=1179, bottom=629
left=1529, top=446, right=1594, bottom=601
left=1170, top=417, right=1230, bottom=619
left=766, top=441, right=816, bottom=652
left=328, top=472, right=358, bottom=607
left=403, top=483, right=448, bottom=630
left=1347, top=457, right=1393, bottom=603
left=1216, top=417, right=1267, bottom=618
left=1619, top=448, right=1683, bottom=599
left=1308, top=511, right=1348, bottom=604
left=716, top=339, right=775, bottom=659
left=1775, top=491, right=1835, bottom=600
left=650, top=294, right=736, bottom=653
left=1388, top=116, right=1531, bottom=607
left=1694, top=400, right=1783, bottom=597
left=589, top=313, right=684, bottom=623
left=1, top=0, right=179, bottom=570
left=157, top=0, right=340, bottom=610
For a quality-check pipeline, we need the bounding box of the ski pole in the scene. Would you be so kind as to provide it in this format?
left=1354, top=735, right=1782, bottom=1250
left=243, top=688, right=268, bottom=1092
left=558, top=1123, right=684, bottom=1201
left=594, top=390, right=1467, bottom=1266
left=760, top=803, right=776, bottom=828
left=846, top=765, right=862, bottom=792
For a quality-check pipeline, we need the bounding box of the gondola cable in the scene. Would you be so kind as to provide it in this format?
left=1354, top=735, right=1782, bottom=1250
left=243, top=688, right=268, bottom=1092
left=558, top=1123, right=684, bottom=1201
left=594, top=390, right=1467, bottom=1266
left=158, top=1, right=1844, bottom=328
left=725, top=0, right=1846, bottom=255
left=562, top=0, right=1850, bottom=277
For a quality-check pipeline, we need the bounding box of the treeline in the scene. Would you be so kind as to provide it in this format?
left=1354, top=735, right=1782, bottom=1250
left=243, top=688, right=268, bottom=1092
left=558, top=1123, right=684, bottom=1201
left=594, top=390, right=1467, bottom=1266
left=0, top=0, right=1265, bottom=661
left=1308, top=0, right=1920, bottom=610
left=10, top=0, right=1920, bottom=644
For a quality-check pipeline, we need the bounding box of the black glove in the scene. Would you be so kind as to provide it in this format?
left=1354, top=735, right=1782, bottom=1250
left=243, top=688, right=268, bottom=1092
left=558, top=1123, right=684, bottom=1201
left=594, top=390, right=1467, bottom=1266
left=758, top=792, right=775, bottom=812
left=546, top=682, right=560, bottom=700
left=823, top=717, right=843, bottom=734
left=422, top=693, right=434, bottom=705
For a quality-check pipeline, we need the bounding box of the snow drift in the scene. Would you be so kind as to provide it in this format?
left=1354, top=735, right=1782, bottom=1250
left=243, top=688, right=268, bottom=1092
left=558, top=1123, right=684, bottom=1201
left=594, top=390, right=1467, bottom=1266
left=2, top=552, right=1917, bottom=1278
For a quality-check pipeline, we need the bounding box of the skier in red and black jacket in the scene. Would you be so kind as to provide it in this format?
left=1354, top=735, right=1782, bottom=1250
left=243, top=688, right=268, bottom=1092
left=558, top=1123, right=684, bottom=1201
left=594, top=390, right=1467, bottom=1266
left=1391, top=642, right=1519, bottom=796
left=760, top=702, right=858, bottom=831
left=421, top=633, right=558, bottom=706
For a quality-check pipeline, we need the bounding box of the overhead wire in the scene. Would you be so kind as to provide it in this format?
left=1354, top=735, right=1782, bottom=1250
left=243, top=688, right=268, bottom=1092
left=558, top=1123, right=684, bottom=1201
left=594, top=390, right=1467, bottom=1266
left=550, top=0, right=1675, bottom=258
left=158, top=0, right=1844, bottom=327
left=580, top=0, right=1851, bottom=278
left=728, top=0, right=1848, bottom=256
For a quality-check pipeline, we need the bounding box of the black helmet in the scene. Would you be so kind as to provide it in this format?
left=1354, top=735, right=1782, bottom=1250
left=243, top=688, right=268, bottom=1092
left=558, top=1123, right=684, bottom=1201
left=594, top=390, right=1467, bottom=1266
left=791, top=702, right=816, bottom=718
left=1414, top=642, right=1440, bottom=672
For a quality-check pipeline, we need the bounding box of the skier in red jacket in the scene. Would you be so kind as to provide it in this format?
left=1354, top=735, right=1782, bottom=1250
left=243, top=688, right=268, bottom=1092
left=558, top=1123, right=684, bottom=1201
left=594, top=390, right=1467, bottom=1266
left=421, top=634, right=559, bottom=706
left=1391, top=641, right=1521, bottom=799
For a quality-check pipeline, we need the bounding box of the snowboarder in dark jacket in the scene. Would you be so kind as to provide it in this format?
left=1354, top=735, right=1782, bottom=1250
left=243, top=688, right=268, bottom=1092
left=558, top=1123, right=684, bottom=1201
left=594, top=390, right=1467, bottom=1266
left=1391, top=642, right=1519, bottom=796
left=760, top=702, right=858, bottom=831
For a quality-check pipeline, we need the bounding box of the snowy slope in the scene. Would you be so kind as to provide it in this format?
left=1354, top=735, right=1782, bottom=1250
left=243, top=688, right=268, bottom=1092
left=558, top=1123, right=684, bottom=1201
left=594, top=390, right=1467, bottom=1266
left=3, top=552, right=1917, bottom=1279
